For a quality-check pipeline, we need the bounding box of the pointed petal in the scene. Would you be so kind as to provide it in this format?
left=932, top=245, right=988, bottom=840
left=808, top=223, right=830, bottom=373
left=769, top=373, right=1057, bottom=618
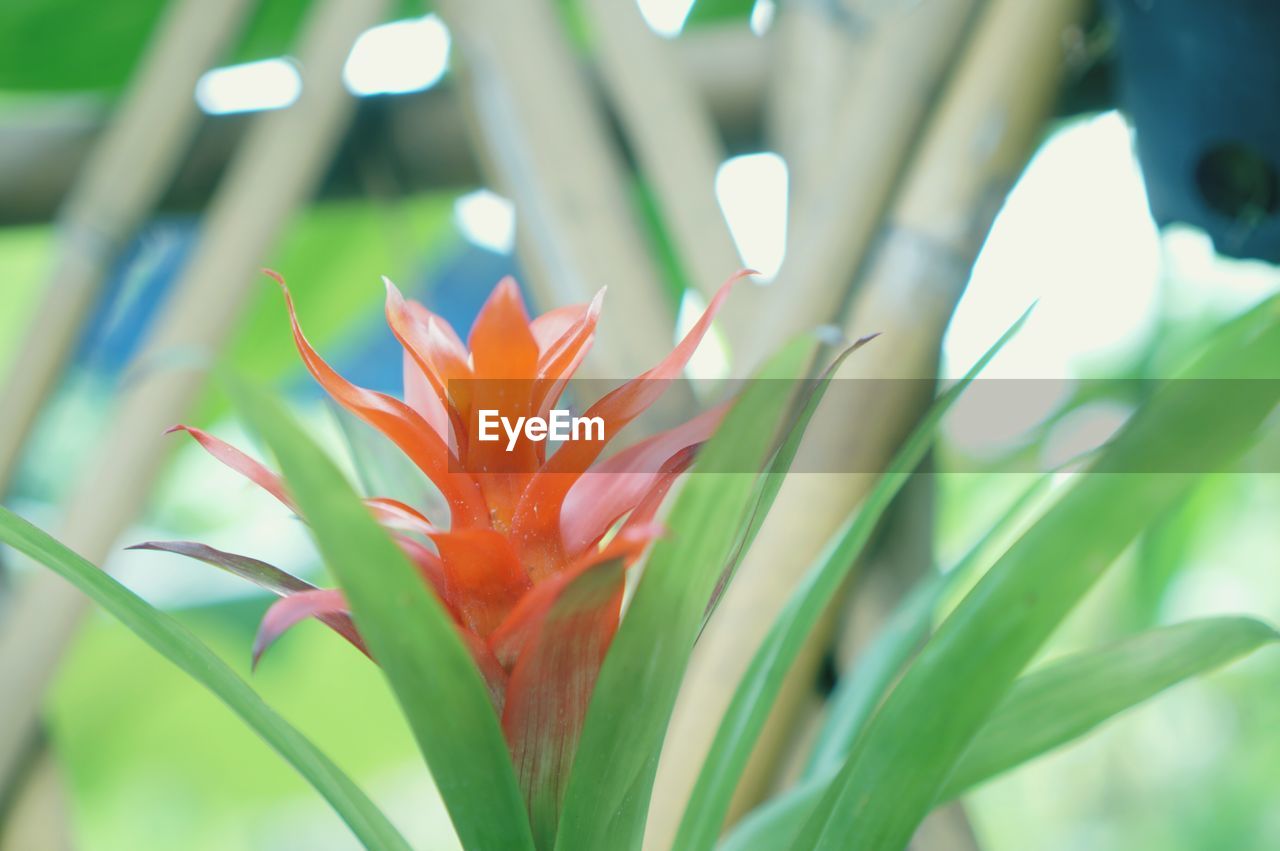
left=531, top=289, right=604, bottom=423
left=268, top=271, right=487, bottom=527
left=386, top=278, right=470, bottom=443
left=530, top=303, right=589, bottom=352
left=253, top=589, right=368, bottom=667
left=403, top=350, right=450, bottom=440
left=366, top=497, right=440, bottom=537
left=559, top=403, right=727, bottom=555
left=169, top=425, right=294, bottom=511
left=498, top=556, right=627, bottom=848
left=463, top=278, right=543, bottom=478
left=617, top=452, right=693, bottom=539
left=468, top=277, right=539, bottom=380
left=511, top=270, right=750, bottom=545
left=129, top=540, right=313, bottom=596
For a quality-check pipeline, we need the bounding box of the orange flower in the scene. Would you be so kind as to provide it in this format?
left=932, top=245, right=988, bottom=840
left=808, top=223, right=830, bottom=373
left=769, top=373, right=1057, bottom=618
left=136, top=270, right=746, bottom=835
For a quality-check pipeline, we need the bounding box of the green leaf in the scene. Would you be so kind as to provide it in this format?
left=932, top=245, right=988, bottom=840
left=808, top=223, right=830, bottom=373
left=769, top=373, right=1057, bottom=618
left=0, top=506, right=411, bottom=851
left=672, top=308, right=1031, bottom=851
left=939, top=616, right=1280, bottom=800
left=708, top=334, right=878, bottom=619
left=795, top=295, right=1280, bottom=851
left=554, top=337, right=817, bottom=851
left=804, top=474, right=1054, bottom=780
left=716, top=617, right=1278, bottom=851
left=717, top=777, right=826, bottom=851
left=232, top=380, right=535, bottom=851
left=721, top=614, right=1280, bottom=849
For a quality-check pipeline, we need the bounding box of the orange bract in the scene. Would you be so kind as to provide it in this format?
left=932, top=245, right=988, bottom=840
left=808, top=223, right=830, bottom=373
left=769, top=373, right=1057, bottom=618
left=140, top=270, right=746, bottom=834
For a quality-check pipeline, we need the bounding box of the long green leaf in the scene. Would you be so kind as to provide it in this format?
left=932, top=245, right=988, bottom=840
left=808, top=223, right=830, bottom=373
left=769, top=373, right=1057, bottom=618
left=940, top=616, right=1279, bottom=799
left=796, top=296, right=1280, bottom=850
left=804, top=474, right=1053, bottom=780
left=554, top=338, right=816, bottom=851
left=672, top=308, right=1031, bottom=851
left=718, top=616, right=1277, bottom=851
left=716, top=473, right=1053, bottom=851
left=718, top=777, right=826, bottom=851
left=707, top=334, right=878, bottom=620
left=0, top=507, right=410, bottom=851
left=233, top=381, right=535, bottom=851
left=721, top=614, right=1280, bottom=849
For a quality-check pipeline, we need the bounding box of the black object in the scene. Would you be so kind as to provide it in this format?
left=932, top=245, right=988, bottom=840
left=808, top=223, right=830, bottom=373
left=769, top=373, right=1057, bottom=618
left=1108, top=0, right=1280, bottom=264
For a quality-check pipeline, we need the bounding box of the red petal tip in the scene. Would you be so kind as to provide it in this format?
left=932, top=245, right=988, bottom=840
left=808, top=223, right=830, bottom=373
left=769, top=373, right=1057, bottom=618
left=261, top=268, right=287, bottom=289
left=164, top=424, right=187, bottom=435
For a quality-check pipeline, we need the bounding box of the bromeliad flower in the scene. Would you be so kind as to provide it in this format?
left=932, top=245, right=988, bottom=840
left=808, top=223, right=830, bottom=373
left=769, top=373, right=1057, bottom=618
left=133, top=270, right=746, bottom=842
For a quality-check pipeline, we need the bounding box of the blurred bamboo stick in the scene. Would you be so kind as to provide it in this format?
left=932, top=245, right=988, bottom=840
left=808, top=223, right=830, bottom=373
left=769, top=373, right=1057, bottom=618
left=581, top=1, right=743, bottom=302
left=0, top=26, right=770, bottom=227
left=645, top=3, right=983, bottom=845
left=431, top=0, right=676, bottom=376
left=0, top=0, right=256, bottom=498
left=0, top=0, right=389, bottom=810
left=730, top=0, right=984, bottom=363
left=753, top=0, right=1086, bottom=824
left=0, top=749, right=71, bottom=851
left=766, top=0, right=875, bottom=227
left=647, top=0, right=1084, bottom=844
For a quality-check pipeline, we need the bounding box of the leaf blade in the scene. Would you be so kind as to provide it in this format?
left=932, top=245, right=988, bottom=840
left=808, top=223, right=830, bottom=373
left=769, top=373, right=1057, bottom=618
left=672, top=309, right=1031, bottom=851
left=0, top=507, right=411, bottom=851
left=554, top=338, right=816, bottom=851
left=233, top=380, right=535, bottom=851
left=940, top=616, right=1279, bottom=800
left=797, top=296, right=1280, bottom=851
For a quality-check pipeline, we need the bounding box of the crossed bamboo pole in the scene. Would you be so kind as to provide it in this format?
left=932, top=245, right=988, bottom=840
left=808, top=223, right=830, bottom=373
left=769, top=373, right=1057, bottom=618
left=0, top=0, right=388, bottom=840
left=649, top=0, right=1085, bottom=844
left=0, top=0, right=256, bottom=499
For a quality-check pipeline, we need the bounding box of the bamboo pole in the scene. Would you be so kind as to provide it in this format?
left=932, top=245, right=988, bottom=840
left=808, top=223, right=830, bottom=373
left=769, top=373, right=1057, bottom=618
left=0, top=26, right=770, bottom=228
left=0, top=0, right=256, bottom=498
left=646, top=0, right=1084, bottom=844
left=644, top=3, right=984, bottom=844
left=580, top=1, right=743, bottom=302
left=766, top=0, right=877, bottom=227
left=431, top=0, right=676, bottom=376
left=728, top=0, right=984, bottom=363
left=0, top=0, right=389, bottom=806
left=0, top=749, right=71, bottom=851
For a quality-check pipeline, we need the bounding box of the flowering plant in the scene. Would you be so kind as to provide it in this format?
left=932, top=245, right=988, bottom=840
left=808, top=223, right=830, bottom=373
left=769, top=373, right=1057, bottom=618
left=137, top=270, right=742, bottom=844
left=2, top=279, right=1278, bottom=851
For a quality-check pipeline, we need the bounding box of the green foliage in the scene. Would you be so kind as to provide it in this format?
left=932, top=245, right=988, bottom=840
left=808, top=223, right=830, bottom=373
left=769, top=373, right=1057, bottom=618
left=794, top=295, right=1280, bottom=850
left=941, top=616, right=1280, bottom=800
left=232, top=380, right=535, bottom=851
left=0, top=506, right=411, bottom=851
left=673, top=309, right=1030, bottom=851
left=721, top=616, right=1278, bottom=851
left=554, top=338, right=817, bottom=851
